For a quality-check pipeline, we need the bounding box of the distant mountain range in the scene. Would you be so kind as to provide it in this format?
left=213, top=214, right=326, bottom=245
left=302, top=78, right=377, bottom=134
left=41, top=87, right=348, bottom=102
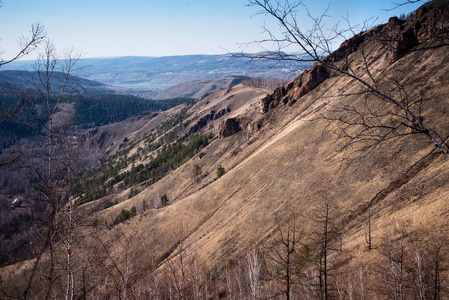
left=3, top=54, right=311, bottom=86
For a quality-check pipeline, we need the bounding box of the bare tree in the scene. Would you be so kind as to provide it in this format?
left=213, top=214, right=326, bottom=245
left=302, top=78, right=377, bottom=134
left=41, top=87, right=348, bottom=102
left=388, top=0, right=426, bottom=10
left=264, top=214, right=305, bottom=299
left=374, top=222, right=409, bottom=300
left=246, top=247, right=263, bottom=300
left=411, top=244, right=428, bottom=300
left=0, top=7, right=46, bottom=166
left=17, top=42, right=82, bottom=300
left=365, top=212, right=372, bottom=251
left=242, top=77, right=288, bottom=90
left=431, top=243, right=443, bottom=300
left=158, top=223, right=211, bottom=299
left=318, top=199, right=331, bottom=300
left=92, top=230, right=136, bottom=299
left=308, top=197, right=341, bottom=300
left=53, top=125, right=96, bottom=300
left=334, top=265, right=367, bottom=300
left=0, top=41, right=86, bottom=300
left=242, top=0, right=449, bottom=160
left=224, top=257, right=249, bottom=300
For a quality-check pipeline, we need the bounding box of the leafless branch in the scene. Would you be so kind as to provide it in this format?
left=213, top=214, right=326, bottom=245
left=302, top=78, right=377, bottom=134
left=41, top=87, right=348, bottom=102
left=242, top=0, right=449, bottom=160
left=386, top=0, right=426, bottom=11
left=0, top=22, right=46, bottom=68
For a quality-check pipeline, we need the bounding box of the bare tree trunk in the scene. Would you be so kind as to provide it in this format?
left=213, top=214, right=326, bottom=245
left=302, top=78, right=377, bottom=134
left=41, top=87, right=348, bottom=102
left=319, top=200, right=330, bottom=300
left=365, top=213, right=372, bottom=251
left=358, top=266, right=365, bottom=300
left=18, top=42, right=82, bottom=299
left=247, top=248, right=262, bottom=300
left=433, top=246, right=441, bottom=300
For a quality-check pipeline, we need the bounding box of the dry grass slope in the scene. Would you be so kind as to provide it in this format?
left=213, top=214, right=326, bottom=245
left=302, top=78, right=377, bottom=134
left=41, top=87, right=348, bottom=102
left=92, top=36, right=449, bottom=277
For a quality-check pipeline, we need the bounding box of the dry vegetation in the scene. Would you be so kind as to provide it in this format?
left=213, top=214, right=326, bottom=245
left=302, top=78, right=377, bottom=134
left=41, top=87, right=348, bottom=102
left=2, top=1, right=449, bottom=299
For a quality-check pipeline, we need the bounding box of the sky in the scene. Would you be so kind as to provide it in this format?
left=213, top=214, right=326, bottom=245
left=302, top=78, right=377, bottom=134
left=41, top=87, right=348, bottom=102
left=0, top=0, right=425, bottom=60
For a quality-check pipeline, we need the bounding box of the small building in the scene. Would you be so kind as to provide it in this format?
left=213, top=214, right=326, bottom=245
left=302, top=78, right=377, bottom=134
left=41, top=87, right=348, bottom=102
left=11, top=198, right=22, bottom=208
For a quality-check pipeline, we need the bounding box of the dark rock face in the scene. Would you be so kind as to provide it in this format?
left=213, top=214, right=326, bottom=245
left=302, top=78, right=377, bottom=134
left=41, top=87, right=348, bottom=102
left=326, top=33, right=367, bottom=63
left=259, top=64, right=330, bottom=113
left=291, top=65, right=330, bottom=100
left=413, top=0, right=449, bottom=42
left=190, top=112, right=215, bottom=134
left=385, top=17, right=419, bottom=63
left=328, top=0, right=449, bottom=66
left=259, top=86, right=287, bottom=113
left=189, top=108, right=231, bottom=134
left=390, top=26, right=419, bottom=62
left=387, top=0, right=449, bottom=63
left=214, top=107, right=230, bottom=120
left=387, top=16, right=404, bottom=31
left=218, top=118, right=241, bottom=138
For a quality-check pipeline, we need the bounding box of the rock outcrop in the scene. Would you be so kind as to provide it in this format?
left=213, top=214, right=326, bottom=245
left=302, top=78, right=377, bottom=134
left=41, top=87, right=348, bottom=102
left=218, top=118, right=241, bottom=138
left=413, top=0, right=449, bottom=42
left=390, top=24, right=420, bottom=62
left=189, top=108, right=231, bottom=134
left=290, top=65, right=330, bottom=100
left=386, top=0, right=449, bottom=63
left=259, top=64, right=330, bottom=113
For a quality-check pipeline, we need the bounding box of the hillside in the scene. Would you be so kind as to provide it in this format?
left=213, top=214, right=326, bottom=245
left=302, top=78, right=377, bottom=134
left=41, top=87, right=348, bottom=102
left=0, top=70, right=113, bottom=95
left=0, top=91, right=191, bottom=149
left=154, top=76, right=249, bottom=99
left=1, top=1, right=449, bottom=299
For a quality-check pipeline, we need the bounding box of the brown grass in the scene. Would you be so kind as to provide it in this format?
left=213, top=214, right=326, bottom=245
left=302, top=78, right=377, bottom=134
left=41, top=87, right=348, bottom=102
left=2, top=38, right=449, bottom=298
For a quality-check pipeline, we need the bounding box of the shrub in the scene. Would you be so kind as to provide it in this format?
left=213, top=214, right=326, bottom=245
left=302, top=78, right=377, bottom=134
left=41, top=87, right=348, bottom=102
left=128, top=188, right=140, bottom=199
left=113, top=206, right=137, bottom=224
left=160, top=195, right=168, bottom=208
left=194, top=164, right=202, bottom=182
left=104, top=200, right=118, bottom=209
left=216, top=165, right=225, bottom=179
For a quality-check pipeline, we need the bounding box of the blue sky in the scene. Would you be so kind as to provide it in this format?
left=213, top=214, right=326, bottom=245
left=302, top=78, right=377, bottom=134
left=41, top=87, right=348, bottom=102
left=0, top=0, right=424, bottom=59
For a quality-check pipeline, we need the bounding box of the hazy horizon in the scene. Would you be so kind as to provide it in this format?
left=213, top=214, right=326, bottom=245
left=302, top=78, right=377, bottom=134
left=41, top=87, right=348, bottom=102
left=1, top=0, right=425, bottom=61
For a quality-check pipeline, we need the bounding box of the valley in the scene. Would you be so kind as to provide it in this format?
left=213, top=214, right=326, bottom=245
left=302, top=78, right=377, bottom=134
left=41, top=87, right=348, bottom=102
left=2, top=54, right=310, bottom=100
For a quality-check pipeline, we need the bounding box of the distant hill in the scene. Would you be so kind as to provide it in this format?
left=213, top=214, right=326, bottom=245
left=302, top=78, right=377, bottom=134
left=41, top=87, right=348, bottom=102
left=154, top=76, right=249, bottom=99
left=0, top=70, right=192, bottom=147
left=4, top=54, right=312, bottom=86
left=0, top=70, right=113, bottom=95
left=71, top=95, right=192, bottom=128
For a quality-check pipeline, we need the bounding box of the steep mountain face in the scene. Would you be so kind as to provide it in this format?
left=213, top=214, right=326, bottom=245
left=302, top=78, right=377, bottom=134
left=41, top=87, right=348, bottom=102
left=262, top=0, right=449, bottom=114
left=2, top=1, right=449, bottom=298
left=107, top=34, right=449, bottom=269
left=91, top=0, right=449, bottom=294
